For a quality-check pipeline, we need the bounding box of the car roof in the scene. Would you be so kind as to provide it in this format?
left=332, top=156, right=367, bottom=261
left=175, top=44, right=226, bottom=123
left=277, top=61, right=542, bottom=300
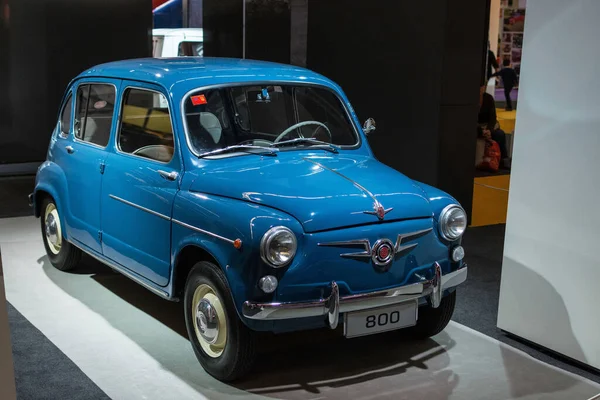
left=75, top=57, right=339, bottom=96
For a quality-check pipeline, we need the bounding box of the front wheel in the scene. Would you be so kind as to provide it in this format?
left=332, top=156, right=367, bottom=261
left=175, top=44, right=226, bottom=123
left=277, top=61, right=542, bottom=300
left=406, top=291, right=456, bottom=338
left=40, top=197, right=81, bottom=271
left=184, top=261, right=256, bottom=381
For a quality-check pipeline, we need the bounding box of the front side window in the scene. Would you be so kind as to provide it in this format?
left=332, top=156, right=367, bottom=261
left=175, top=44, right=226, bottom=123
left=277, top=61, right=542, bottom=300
left=178, top=41, right=203, bottom=57
left=183, top=84, right=358, bottom=156
left=59, top=93, right=72, bottom=137
left=118, top=88, right=174, bottom=163
left=75, top=84, right=116, bottom=147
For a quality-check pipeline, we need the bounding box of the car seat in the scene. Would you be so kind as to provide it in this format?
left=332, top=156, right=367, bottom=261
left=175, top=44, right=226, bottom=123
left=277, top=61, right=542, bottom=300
left=199, top=112, right=222, bottom=144
left=82, top=116, right=112, bottom=147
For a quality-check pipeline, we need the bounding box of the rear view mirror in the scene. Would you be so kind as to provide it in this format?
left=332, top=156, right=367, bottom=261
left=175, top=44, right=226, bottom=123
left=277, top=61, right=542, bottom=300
left=363, top=118, right=376, bottom=134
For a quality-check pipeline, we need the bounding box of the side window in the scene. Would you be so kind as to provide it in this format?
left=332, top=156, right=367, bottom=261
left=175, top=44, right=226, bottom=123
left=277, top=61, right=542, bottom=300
left=74, top=84, right=116, bottom=147
left=152, top=37, right=163, bottom=57
left=178, top=41, right=203, bottom=57
left=118, top=88, right=174, bottom=163
left=59, top=93, right=73, bottom=137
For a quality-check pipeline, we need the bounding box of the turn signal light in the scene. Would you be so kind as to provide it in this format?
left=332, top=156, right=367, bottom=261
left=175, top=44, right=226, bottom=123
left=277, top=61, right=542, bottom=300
left=233, top=238, right=243, bottom=250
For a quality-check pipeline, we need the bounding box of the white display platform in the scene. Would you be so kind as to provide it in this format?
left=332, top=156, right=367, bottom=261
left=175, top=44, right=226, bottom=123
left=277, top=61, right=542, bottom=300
left=1, top=217, right=599, bottom=400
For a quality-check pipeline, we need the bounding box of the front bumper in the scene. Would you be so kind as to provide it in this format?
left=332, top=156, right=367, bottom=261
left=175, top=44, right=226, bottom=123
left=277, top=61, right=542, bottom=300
left=243, top=262, right=467, bottom=329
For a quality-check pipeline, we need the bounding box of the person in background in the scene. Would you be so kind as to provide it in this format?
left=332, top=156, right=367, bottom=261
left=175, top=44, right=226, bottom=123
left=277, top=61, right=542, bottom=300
left=487, top=49, right=499, bottom=81
left=492, top=59, right=518, bottom=111
left=478, top=85, right=509, bottom=167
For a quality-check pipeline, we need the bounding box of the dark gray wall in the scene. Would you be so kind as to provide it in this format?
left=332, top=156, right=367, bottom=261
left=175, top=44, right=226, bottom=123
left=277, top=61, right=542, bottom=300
left=305, top=0, right=488, bottom=218
left=204, top=0, right=490, bottom=218
left=0, top=0, right=152, bottom=166
left=203, top=0, right=243, bottom=58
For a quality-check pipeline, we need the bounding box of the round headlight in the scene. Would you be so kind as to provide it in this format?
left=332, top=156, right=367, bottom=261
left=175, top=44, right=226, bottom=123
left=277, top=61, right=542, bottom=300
left=439, top=205, right=467, bottom=241
left=260, top=226, right=297, bottom=267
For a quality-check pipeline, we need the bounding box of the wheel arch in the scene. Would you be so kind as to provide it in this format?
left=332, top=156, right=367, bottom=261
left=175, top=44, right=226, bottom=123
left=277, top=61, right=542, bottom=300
left=33, top=161, right=69, bottom=218
left=172, top=243, right=221, bottom=299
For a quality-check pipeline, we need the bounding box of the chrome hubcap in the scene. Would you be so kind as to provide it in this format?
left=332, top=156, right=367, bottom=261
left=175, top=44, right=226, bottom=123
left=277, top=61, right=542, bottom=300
left=44, top=203, right=62, bottom=255
left=196, top=298, right=219, bottom=344
left=46, top=214, right=58, bottom=245
left=192, top=284, right=227, bottom=358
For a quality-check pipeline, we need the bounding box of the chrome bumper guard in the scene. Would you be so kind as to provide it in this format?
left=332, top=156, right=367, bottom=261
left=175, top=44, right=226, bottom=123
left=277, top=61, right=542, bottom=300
left=242, top=262, right=467, bottom=329
left=28, top=193, right=34, bottom=207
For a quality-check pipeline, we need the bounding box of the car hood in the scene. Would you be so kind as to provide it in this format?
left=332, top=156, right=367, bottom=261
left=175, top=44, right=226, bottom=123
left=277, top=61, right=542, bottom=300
left=189, top=154, right=433, bottom=233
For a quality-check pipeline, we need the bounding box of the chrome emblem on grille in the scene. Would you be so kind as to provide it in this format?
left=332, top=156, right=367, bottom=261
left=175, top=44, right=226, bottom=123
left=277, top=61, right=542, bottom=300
left=363, top=201, right=392, bottom=221
left=318, top=228, right=433, bottom=272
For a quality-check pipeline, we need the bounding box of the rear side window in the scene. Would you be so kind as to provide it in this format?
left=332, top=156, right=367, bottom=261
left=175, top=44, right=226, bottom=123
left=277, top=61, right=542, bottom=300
left=59, top=93, right=72, bottom=137
left=118, top=88, right=174, bottom=163
left=152, top=37, right=163, bottom=57
left=74, top=84, right=116, bottom=147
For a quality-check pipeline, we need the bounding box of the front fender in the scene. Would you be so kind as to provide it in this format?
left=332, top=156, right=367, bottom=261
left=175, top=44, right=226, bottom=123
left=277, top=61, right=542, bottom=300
left=170, top=191, right=304, bottom=325
left=412, top=181, right=461, bottom=220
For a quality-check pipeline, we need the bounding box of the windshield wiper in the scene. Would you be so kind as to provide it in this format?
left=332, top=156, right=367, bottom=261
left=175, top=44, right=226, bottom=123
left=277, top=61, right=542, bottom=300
left=198, top=145, right=278, bottom=158
left=270, top=138, right=339, bottom=153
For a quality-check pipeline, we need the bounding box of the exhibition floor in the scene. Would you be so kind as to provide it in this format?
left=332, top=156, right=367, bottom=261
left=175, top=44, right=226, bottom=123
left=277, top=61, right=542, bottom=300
left=2, top=216, right=600, bottom=399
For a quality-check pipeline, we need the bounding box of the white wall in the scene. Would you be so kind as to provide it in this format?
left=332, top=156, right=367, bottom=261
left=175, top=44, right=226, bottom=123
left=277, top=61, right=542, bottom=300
left=486, top=0, right=502, bottom=96
left=497, top=0, right=600, bottom=369
left=489, top=0, right=501, bottom=57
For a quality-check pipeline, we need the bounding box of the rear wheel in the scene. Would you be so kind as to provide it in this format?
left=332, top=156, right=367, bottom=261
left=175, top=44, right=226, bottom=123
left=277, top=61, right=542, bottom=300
left=40, top=197, right=81, bottom=271
left=407, top=291, right=456, bottom=338
left=184, top=261, right=256, bottom=381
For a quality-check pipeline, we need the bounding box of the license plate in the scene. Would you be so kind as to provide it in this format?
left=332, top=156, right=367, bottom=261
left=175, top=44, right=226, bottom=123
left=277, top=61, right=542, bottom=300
left=344, top=301, right=418, bottom=338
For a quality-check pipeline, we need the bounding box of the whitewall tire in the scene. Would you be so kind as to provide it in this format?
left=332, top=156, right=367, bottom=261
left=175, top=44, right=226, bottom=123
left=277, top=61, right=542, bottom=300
left=40, top=197, right=81, bottom=271
left=184, top=261, right=256, bottom=381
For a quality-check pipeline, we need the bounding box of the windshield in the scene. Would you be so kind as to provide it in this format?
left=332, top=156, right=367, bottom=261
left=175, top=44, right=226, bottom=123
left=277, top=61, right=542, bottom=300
left=183, top=84, right=359, bottom=156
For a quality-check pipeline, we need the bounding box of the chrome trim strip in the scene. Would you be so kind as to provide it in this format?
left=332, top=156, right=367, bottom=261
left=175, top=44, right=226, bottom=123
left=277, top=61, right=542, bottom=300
left=108, top=194, right=171, bottom=221
left=303, top=158, right=380, bottom=206
left=172, top=219, right=235, bottom=245
left=319, top=238, right=372, bottom=261
left=363, top=206, right=393, bottom=219
left=242, top=263, right=467, bottom=321
left=394, top=228, right=433, bottom=257
left=108, top=194, right=235, bottom=245
left=70, top=241, right=171, bottom=299
left=318, top=228, right=433, bottom=261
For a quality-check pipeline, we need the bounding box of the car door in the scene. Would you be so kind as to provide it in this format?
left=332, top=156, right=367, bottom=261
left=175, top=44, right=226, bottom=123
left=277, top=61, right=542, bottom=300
left=100, top=81, right=180, bottom=287
left=55, top=79, right=119, bottom=253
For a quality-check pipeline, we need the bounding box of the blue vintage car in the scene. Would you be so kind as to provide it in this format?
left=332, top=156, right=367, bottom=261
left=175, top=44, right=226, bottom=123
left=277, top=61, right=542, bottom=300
left=31, top=57, right=467, bottom=381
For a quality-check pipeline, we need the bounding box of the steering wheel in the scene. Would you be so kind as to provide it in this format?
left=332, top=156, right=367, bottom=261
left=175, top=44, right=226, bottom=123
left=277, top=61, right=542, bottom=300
left=274, top=121, right=332, bottom=143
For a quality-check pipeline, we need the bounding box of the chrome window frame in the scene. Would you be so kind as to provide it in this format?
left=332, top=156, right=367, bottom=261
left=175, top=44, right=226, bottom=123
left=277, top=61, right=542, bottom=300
left=73, top=82, right=118, bottom=150
left=180, top=81, right=363, bottom=158
left=115, top=85, right=177, bottom=165
left=57, top=91, right=73, bottom=139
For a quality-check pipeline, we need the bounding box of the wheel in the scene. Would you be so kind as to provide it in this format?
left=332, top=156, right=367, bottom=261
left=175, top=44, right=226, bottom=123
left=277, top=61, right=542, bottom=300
left=184, top=261, right=256, bottom=381
left=407, top=291, right=456, bottom=338
left=40, top=197, right=82, bottom=271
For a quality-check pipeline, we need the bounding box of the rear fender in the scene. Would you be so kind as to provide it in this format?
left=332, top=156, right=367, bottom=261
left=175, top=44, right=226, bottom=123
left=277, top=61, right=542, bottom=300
left=34, top=161, right=72, bottom=239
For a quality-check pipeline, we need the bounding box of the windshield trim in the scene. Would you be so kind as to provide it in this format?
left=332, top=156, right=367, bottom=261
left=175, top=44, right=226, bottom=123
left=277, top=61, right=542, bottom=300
left=179, top=81, right=363, bottom=158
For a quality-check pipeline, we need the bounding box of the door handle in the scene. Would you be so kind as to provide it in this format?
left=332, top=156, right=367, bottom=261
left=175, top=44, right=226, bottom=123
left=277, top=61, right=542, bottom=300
left=66, top=145, right=75, bottom=154
left=158, top=170, right=178, bottom=181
